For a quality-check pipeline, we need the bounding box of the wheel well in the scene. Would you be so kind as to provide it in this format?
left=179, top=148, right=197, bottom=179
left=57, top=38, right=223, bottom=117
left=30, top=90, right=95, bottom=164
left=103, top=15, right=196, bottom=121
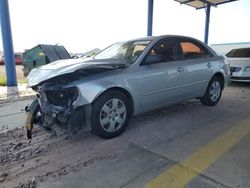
left=100, top=87, right=134, bottom=114
left=213, top=72, right=225, bottom=89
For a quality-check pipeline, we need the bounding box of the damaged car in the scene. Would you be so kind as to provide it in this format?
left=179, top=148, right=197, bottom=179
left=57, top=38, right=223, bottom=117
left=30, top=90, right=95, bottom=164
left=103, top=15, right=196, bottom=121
left=25, top=35, right=230, bottom=139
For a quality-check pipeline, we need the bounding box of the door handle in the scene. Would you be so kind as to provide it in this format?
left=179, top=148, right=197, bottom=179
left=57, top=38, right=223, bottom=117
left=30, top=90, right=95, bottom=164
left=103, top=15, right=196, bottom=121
left=207, top=62, right=212, bottom=68
left=177, top=67, right=185, bottom=73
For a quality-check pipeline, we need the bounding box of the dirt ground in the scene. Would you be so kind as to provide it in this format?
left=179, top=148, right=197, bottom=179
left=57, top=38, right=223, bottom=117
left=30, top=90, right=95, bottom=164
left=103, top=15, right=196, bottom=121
left=1, top=101, right=195, bottom=188
left=0, top=65, right=26, bottom=80
left=0, top=125, right=87, bottom=188
left=0, top=109, right=150, bottom=188
left=0, top=83, right=250, bottom=188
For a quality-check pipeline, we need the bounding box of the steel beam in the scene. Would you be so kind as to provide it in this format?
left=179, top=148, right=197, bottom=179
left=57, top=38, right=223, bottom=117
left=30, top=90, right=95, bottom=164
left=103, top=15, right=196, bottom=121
left=180, top=0, right=196, bottom=4
left=204, top=4, right=211, bottom=44
left=0, top=0, right=17, bottom=86
left=147, top=0, right=154, bottom=36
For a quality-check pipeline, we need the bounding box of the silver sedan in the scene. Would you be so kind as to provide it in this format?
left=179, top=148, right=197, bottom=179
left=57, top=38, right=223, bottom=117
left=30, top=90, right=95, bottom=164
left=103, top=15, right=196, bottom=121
left=25, top=35, right=230, bottom=139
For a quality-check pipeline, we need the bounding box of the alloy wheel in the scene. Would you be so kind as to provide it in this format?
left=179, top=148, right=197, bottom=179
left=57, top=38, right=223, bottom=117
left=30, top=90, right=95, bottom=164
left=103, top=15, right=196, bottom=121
left=99, top=98, right=127, bottom=133
left=209, top=81, right=221, bottom=102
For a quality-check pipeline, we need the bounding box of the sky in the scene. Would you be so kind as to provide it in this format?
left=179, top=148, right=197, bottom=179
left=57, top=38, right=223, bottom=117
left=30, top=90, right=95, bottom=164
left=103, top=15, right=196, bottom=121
left=0, top=0, right=250, bottom=53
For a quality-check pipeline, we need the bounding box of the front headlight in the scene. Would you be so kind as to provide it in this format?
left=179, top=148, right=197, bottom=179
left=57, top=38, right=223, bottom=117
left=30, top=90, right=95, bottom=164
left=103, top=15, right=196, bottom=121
left=245, top=66, right=250, bottom=71
left=46, top=87, right=78, bottom=106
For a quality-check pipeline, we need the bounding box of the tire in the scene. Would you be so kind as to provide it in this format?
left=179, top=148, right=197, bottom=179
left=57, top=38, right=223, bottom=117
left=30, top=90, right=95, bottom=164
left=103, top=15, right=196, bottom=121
left=91, top=90, right=132, bottom=139
left=200, top=76, right=223, bottom=106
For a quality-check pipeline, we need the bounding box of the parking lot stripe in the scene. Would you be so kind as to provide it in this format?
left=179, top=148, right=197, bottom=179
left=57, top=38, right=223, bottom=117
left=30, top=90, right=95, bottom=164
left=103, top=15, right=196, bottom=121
left=144, top=119, right=250, bottom=188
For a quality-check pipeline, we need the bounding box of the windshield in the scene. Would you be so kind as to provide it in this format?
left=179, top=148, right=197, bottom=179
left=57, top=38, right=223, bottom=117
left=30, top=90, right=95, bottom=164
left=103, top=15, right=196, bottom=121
left=94, top=40, right=151, bottom=64
left=226, top=48, right=250, bottom=58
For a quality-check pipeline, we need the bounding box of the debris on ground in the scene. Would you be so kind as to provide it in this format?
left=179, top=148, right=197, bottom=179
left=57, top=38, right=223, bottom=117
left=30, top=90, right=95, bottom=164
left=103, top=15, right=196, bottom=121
left=0, top=124, right=116, bottom=188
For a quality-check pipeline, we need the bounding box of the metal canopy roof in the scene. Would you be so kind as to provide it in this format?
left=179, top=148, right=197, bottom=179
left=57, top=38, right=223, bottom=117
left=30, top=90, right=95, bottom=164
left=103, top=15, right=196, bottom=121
left=170, top=0, right=238, bottom=44
left=175, top=0, right=238, bottom=9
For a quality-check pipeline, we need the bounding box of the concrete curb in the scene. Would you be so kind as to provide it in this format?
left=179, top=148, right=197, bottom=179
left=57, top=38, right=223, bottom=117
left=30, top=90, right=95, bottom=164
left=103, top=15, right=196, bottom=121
left=0, top=83, right=35, bottom=102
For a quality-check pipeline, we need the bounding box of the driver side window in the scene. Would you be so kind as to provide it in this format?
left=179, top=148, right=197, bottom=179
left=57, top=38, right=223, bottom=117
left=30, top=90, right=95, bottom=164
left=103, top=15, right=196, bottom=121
left=144, top=40, right=175, bottom=64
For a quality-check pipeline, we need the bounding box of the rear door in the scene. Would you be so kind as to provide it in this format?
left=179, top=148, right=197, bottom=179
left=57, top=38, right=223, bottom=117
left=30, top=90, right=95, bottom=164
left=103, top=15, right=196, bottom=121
left=176, top=38, right=215, bottom=98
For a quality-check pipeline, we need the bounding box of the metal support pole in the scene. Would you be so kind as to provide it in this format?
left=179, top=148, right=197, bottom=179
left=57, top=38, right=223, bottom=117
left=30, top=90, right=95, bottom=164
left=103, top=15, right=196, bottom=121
left=204, top=4, right=211, bottom=45
left=0, top=0, right=17, bottom=86
left=147, top=0, right=153, bottom=36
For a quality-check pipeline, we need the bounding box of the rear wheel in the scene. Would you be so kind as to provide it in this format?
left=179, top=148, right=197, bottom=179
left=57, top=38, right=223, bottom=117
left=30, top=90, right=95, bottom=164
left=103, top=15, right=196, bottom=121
left=91, top=90, right=132, bottom=139
left=200, top=76, right=223, bottom=106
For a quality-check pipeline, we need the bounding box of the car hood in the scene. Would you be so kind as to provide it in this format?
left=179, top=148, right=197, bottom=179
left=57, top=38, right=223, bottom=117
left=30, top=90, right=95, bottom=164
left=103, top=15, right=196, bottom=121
left=228, top=58, right=250, bottom=67
left=27, top=58, right=127, bottom=87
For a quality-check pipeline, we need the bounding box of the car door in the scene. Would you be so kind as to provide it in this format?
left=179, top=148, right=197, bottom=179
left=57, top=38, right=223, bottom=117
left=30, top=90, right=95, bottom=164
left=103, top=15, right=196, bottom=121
left=176, top=38, right=215, bottom=98
left=138, top=38, right=189, bottom=111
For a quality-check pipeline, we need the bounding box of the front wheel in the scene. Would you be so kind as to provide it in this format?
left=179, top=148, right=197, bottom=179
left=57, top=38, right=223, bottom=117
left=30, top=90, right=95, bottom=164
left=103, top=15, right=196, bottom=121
left=91, top=90, right=132, bottom=139
left=200, top=76, right=223, bottom=106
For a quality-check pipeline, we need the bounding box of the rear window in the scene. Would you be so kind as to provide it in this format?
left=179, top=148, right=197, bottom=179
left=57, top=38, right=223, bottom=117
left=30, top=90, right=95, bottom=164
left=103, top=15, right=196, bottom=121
left=226, top=48, right=250, bottom=58
left=180, top=41, right=212, bottom=59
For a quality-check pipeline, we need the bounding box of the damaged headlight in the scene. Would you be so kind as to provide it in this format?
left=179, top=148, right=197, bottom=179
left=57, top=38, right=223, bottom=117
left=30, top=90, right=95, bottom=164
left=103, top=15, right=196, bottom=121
left=45, top=87, right=78, bottom=106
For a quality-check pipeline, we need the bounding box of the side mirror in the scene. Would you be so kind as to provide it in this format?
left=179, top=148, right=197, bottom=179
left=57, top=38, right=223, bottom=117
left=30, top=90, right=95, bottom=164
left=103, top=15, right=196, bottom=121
left=143, top=55, right=162, bottom=65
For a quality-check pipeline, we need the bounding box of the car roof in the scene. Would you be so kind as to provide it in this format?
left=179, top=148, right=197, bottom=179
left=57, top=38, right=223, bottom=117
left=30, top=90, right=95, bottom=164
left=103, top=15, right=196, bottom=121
left=128, top=35, right=201, bottom=42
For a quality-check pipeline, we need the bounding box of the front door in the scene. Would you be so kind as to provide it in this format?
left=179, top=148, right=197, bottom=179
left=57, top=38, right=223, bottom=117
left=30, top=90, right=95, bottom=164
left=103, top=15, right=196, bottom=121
left=138, top=39, right=188, bottom=110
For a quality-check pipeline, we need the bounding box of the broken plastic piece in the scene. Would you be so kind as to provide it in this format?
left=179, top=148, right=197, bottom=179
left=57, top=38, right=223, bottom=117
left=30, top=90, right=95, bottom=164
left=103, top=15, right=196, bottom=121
left=24, top=100, right=39, bottom=140
left=27, top=130, right=32, bottom=140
